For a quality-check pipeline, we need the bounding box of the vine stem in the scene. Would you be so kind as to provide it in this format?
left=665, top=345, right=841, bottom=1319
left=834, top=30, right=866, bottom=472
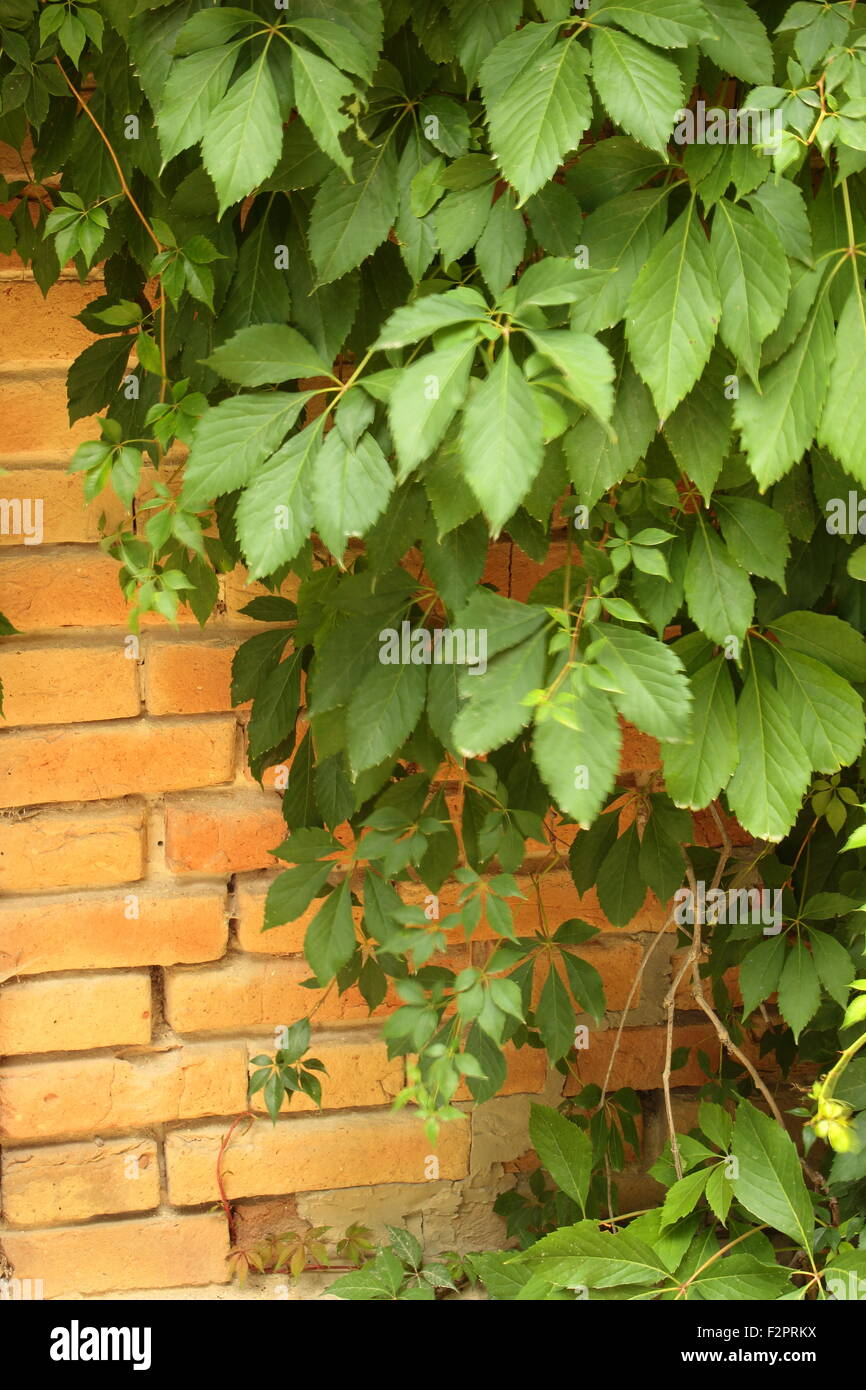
left=53, top=59, right=162, bottom=253
left=53, top=57, right=169, bottom=400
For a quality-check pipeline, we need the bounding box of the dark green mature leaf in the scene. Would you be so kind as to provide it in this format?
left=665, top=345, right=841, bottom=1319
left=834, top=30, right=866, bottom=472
left=305, top=879, right=356, bottom=982
left=726, top=647, right=811, bottom=842
left=309, top=141, right=399, bottom=284
left=67, top=336, right=131, bottom=423
left=684, top=519, right=754, bottom=645
left=347, top=659, right=427, bottom=775
left=662, top=657, right=739, bottom=809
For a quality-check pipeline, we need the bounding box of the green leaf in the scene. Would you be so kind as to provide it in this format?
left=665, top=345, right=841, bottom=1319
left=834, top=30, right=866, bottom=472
left=309, top=142, right=399, bottom=285
left=290, top=43, right=354, bottom=174
left=182, top=393, right=314, bottom=509
left=739, top=933, right=788, bottom=1019
left=346, top=660, right=427, bottom=775
left=768, top=611, right=866, bottom=684
left=476, top=192, right=526, bottom=297
left=231, top=628, right=290, bottom=705
left=264, top=860, right=333, bottom=930
left=201, top=57, right=283, bottom=214
left=589, top=623, right=692, bottom=742
left=525, top=329, right=615, bottom=424
left=777, top=939, right=821, bottom=1040
left=818, top=286, right=866, bottom=483
left=596, top=822, right=645, bottom=926
left=711, top=200, right=790, bottom=385
left=591, top=0, right=710, bottom=49
left=698, top=0, right=774, bottom=84
left=450, top=0, right=523, bottom=84
left=532, top=676, right=622, bottom=827
left=662, top=359, right=732, bottom=502
left=460, top=346, right=544, bottom=533
left=434, top=184, right=493, bottom=263
left=452, top=627, right=548, bottom=756
left=529, top=1103, right=592, bottom=1213
left=247, top=652, right=303, bottom=760
left=726, top=646, right=812, bottom=842
left=734, top=294, right=835, bottom=490
left=561, top=951, right=606, bottom=1025
left=536, top=963, right=575, bottom=1060
left=234, top=421, right=322, bottom=579
left=714, top=495, right=790, bottom=588
left=375, top=288, right=488, bottom=350
left=660, top=1167, right=710, bottom=1228
left=772, top=646, right=865, bottom=774
left=807, top=928, right=855, bottom=1008
left=520, top=1220, right=667, bottom=1287
left=748, top=179, right=812, bottom=265
left=204, top=324, right=329, bottom=385
left=157, top=45, right=238, bottom=164
left=305, top=880, right=356, bottom=982
left=730, top=1101, right=814, bottom=1248
left=590, top=27, right=683, bottom=155
left=626, top=198, right=721, bottom=419
left=564, top=356, right=657, bottom=509
left=389, top=341, right=477, bottom=479
left=638, top=814, right=685, bottom=903
left=313, top=430, right=394, bottom=559
left=662, top=657, right=739, bottom=809
left=570, top=188, right=669, bottom=334
left=481, top=23, right=592, bottom=202
left=67, top=337, right=131, bottom=424
left=684, top=519, right=754, bottom=646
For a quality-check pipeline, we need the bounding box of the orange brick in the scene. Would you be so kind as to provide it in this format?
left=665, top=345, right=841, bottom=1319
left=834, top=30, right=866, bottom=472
left=619, top=722, right=661, bottom=772
left=2, top=1138, right=160, bottom=1227
left=0, top=546, right=130, bottom=628
left=144, top=636, right=239, bottom=714
left=0, top=884, right=227, bottom=976
left=0, top=546, right=200, bottom=630
left=166, top=1110, right=470, bottom=1205
left=0, top=467, right=125, bottom=546
left=0, top=278, right=104, bottom=367
left=480, top=539, right=570, bottom=601
left=164, top=789, right=285, bottom=875
left=565, top=1023, right=727, bottom=1092
left=0, top=716, right=236, bottom=808
left=0, top=371, right=98, bottom=461
left=248, top=1033, right=403, bottom=1114
left=0, top=802, right=145, bottom=892
left=0, top=1043, right=248, bottom=1143
left=164, top=952, right=469, bottom=1034
left=0, top=971, right=151, bottom=1056
left=0, top=641, right=140, bottom=725
left=1, top=1212, right=230, bottom=1296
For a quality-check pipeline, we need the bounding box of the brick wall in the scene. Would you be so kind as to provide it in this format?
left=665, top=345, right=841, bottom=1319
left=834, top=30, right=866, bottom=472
left=0, top=190, right=753, bottom=1300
